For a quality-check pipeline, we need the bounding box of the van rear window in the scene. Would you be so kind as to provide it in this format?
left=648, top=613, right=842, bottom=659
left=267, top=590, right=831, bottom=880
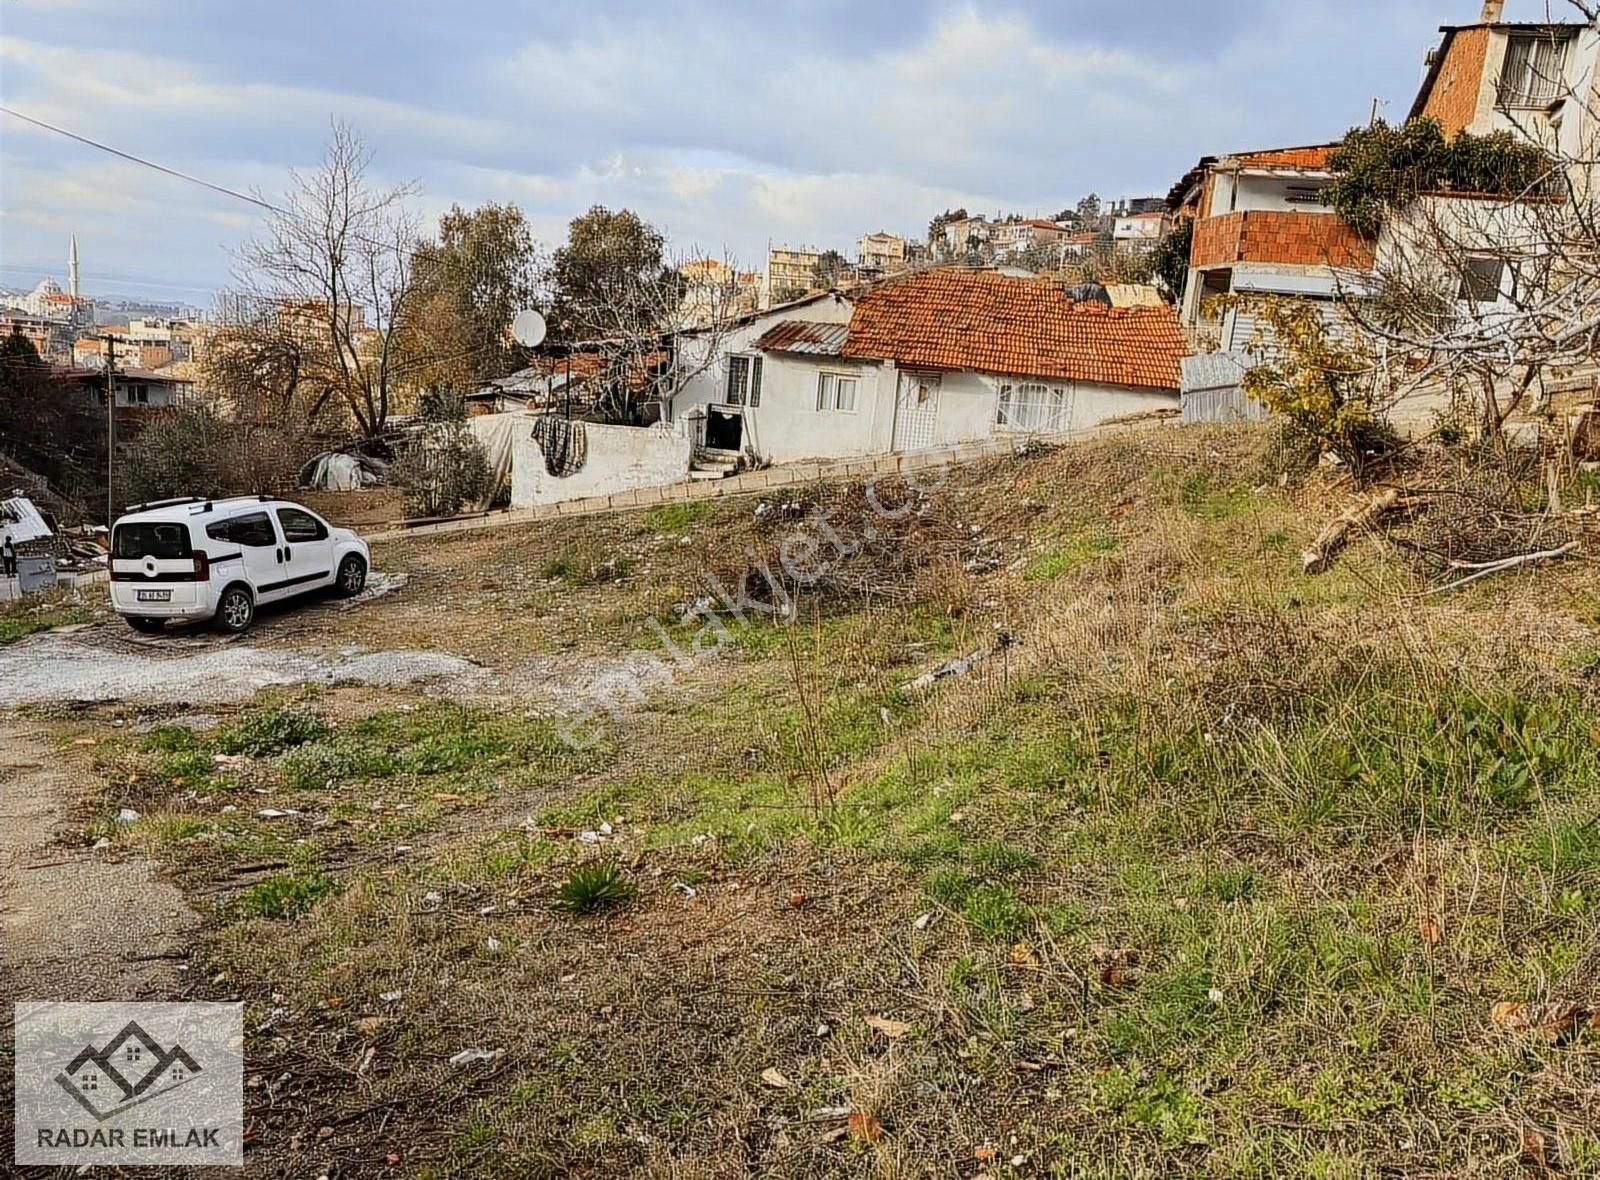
left=113, top=522, right=193, bottom=559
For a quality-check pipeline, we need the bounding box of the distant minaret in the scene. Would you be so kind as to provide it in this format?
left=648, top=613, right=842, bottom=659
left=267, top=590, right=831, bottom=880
left=68, top=234, right=80, bottom=299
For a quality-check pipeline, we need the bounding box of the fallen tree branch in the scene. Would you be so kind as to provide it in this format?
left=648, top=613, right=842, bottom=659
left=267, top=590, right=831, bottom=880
left=1424, top=542, right=1580, bottom=596
left=1302, top=488, right=1409, bottom=575
left=902, top=634, right=1015, bottom=693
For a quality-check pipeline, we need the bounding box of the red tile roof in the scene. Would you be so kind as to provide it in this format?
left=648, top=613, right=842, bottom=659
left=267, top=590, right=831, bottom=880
left=841, top=269, right=1185, bottom=392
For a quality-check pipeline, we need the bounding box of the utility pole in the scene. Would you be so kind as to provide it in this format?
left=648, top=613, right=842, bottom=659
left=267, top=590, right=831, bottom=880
left=102, top=334, right=116, bottom=524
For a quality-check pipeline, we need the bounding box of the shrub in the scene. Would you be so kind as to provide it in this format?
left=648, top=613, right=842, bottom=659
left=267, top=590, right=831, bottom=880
left=236, top=871, right=333, bottom=920
left=122, top=404, right=309, bottom=506
left=1325, top=117, right=1553, bottom=238
left=1236, top=298, right=1396, bottom=477
left=389, top=390, right=491, bottom=519
left=217, top=707, right=330, bottom=757
left=556, top=861, right=635, bottom=913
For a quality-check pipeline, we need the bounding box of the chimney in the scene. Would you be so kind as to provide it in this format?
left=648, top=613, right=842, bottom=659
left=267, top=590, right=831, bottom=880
left=1481, top=0, right=1505, bottom=23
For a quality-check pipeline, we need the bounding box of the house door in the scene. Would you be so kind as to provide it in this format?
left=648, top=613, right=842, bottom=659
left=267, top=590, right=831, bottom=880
left=893, top=372, right=941, bottom=451
left=705, top=406, right=744, bottom=451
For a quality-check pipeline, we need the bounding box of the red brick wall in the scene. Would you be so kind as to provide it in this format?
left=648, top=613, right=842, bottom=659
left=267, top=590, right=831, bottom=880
left=1191, top=212, right=1244, bottom=268
left=1190, top=211, right=1373, bottom=270
left=1420, top=27, right=1491, bottom=137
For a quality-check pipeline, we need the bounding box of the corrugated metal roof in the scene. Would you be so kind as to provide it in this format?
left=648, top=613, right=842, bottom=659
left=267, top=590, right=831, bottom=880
left=1180, top=351, right=1250, bottom=394
left=754, top=320, right=849, bottom=356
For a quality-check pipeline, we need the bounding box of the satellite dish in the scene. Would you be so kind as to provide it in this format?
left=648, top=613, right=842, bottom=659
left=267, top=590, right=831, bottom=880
left=512, top=309, right=547, bottom=348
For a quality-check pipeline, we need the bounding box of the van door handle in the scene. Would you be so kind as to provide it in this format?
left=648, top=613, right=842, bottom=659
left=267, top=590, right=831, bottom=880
left=284, top=546, right=292, bottom=561
left=276, top=548, right=283, bottom=564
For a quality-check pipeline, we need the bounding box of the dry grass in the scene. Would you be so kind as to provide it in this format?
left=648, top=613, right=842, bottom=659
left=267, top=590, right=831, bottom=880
left=34, top=424, right=1600, bottom=1178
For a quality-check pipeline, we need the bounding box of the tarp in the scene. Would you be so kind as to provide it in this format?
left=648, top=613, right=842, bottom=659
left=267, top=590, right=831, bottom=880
left=299, top=452, right=386, bottom=491
left=0, top=496, right=52, bottom=544
left=466, top=412, right=524, bottom=510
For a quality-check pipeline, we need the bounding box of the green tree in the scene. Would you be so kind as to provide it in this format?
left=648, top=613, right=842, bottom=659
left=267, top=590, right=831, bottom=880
left=407, top=203, right=539, bottom=387
left=1150, top=220, right=1194, bottom=304
left=0, top=329, right=104, bottom=515
left=545, top=206, right=674, bottom=343
left=928, top=207, right=969, bottom=242
left=1076, top=193, right=1103, bottom=227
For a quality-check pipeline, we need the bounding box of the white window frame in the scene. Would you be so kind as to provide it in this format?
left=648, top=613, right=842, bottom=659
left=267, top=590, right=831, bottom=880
left=1498, top=33, right=1571, bottom=108
left=997, top=381, right=1070, bottom=432
left=816, top=371, right=860, bottom=414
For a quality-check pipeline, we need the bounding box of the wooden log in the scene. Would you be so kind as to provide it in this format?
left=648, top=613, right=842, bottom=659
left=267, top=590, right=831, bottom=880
left=1301, top=488, right=1404, bottom=575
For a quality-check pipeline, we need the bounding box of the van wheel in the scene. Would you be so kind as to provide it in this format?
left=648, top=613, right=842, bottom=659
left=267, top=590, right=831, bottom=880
left=214, top=585, right=254, bottom=633
left=335, top=554, right=367, bottom=598
left=125, top=616, right=165, bottom=634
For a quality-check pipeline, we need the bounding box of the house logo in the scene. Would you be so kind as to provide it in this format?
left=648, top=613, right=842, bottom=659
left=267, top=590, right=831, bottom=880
left=13, top=1001, right=244, bottom=1167
left=55, top=1020, right=204, bottom=1122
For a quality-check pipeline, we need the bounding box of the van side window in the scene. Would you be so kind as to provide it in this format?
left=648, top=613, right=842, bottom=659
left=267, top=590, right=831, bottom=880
left=276, top=507, right=328, bottom=542
left=207, top=512, right=277, bottom=547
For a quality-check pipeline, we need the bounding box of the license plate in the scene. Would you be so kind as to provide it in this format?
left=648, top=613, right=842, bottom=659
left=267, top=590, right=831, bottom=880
left=135, top=590, right=172, bottom=602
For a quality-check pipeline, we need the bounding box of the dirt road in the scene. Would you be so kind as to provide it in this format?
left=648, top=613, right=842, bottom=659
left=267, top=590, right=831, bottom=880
left=0, top=721, right=198, bottom=1003
left=0, top=625, right=483, bottom=708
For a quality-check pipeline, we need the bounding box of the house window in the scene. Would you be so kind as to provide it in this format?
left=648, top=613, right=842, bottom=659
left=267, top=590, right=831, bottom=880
left=816, top=372, right=859, bottom=413
left=726, top=354, right=762, bottom=406
left=998, top=382, right=1069, bottom=431
left=1460, top=255, right=1507, bottom=305
left=1498, top=33, right=1570, bottom=106
left=80, top=1073, right=98, bottom=1091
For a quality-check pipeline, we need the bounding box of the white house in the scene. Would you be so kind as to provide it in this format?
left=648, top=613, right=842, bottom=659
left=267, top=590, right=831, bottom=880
left=667, top=268, right=1185, bottom=466
left=671, top=291, right=860, bottom=462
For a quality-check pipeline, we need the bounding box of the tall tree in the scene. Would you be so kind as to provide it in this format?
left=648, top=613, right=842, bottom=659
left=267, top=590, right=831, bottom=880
left=230, top=122, right=424, bottom=437
left=545, top=206, right=673, bottom=343
left=406, top=203, right=539, bottom=387
left=811, top=249, right=850, bottom=287
left=1076, top=193, right=1103, bottom=227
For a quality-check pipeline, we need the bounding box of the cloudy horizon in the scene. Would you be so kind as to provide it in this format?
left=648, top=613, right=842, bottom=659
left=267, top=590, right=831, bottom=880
left=0, top=0, right=1569, bottom=304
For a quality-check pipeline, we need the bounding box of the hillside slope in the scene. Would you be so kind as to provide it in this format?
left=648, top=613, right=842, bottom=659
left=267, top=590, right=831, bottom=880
left=17, top=425, right=1600, bottom=1178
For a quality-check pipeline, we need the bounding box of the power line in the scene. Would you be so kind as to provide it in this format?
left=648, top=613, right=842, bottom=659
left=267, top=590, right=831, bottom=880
left=0, top=105, right=285, bottom=214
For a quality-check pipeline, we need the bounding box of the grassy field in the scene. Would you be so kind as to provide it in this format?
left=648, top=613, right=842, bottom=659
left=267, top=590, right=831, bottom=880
left=31, top=427, right=1600, bottom=1177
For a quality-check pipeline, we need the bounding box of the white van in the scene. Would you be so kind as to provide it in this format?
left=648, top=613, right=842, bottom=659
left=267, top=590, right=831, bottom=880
left=110, top=496, right=371, bottom=634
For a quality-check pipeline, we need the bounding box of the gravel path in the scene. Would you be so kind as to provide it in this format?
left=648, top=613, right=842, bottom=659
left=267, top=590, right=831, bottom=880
left=0, top=721, right=199, bottom=1002
left=0, top=627, right=482, bottom=707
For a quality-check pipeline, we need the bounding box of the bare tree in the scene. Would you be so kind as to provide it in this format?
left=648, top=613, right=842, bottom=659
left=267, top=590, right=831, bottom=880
left=229, top=122, right=425, bottom=437
left=1333, top=4, right=1600, bottom=441
left=542, top=227, right=747, bottom=423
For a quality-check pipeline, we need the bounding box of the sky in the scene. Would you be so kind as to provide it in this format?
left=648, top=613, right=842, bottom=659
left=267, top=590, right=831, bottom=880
left=0, top=0, right=1579, bottom=304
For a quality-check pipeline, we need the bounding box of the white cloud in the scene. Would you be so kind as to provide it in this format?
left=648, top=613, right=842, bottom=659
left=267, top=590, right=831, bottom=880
left=0, top=37, right=507, bottom=157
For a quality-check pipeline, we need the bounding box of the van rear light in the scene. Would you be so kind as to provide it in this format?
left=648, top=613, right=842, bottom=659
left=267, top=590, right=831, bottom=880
left=191, top=552, right=210, bottom=581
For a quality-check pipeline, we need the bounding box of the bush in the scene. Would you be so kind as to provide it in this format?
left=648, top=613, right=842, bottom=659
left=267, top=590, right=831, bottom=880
left=1236, top=298, right=1396, bottom=477
left=390, top=391, right=491, bottom=519
left=122, top=404, right=311, bottom=507
left=1325, top=117, right=1553, bottom=238
left=217, top=707, right=330, bottom=757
